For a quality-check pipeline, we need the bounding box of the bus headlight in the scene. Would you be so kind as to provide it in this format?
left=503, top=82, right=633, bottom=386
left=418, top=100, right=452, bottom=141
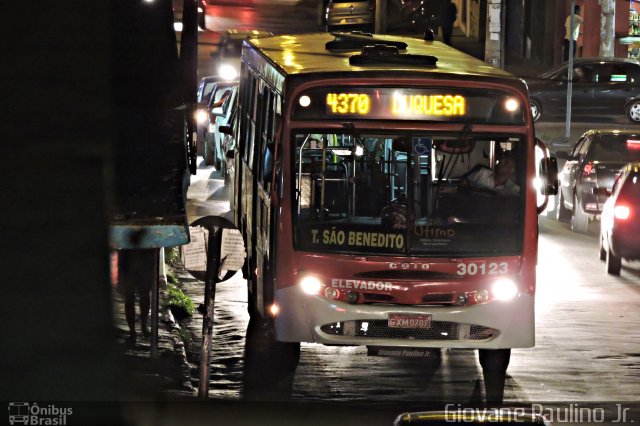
left=504, top=97, right=519, bottom=112
left=300, top=276, right=323, bottom=295
left=492, top=278, right=518, bottom=301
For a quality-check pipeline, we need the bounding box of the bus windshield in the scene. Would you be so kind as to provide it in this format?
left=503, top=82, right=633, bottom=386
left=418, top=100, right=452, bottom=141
left=293, top=131, right=526, bottom=257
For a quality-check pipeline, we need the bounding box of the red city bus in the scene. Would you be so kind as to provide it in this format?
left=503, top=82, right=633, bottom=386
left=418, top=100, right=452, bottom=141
left=231, top=32, right=557, bottom=373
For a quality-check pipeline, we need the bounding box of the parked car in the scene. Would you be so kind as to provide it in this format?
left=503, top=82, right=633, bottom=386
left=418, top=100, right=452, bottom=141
left=195, top=76, right=221, bottom=154
left=599, top=162, right=640, bottom=275
left=556, top=129, right=640, bottom=232
left=203, top=81, right=238, bottom=169
left=325, top=0, right=375, bottom=33
left=526, top=57, right=640, bottom=123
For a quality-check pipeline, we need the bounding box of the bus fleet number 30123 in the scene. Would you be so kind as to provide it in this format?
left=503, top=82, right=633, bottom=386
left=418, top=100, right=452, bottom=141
left=456, top=262, right=509, bottom=276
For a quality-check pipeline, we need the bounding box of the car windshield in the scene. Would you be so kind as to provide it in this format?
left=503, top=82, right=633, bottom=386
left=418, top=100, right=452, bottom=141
left=293, top=131, right=525, bottom=257
left=589, top=136, right=640, bottom=162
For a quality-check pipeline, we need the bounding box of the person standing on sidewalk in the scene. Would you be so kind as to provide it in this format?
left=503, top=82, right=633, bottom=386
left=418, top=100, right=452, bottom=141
left=563, top=5, right=583, bottom=61
left=441, top=1, right=457, bottom=46
left=118, top=249, right=156, bottom=344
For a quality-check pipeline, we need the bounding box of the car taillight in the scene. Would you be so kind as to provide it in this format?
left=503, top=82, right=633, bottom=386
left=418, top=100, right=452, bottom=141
left=582, top=161, right=596, bottom=182
left=614, top=204, right=631, bottom=220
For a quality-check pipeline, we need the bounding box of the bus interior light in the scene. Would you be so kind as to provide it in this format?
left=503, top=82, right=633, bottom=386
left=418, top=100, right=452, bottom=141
left=504, top=98, right=519, bottom=112
left=355, top=146, right=364, bottom=156
left=300, top=276, right=323, bottom=295
left=299, top=95, right=311, bottom=107
left=492, top=278, right=518, bottom=301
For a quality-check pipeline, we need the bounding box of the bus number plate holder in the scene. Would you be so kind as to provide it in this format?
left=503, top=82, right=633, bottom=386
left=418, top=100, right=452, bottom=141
left=388, top=313, right=432, bottom=329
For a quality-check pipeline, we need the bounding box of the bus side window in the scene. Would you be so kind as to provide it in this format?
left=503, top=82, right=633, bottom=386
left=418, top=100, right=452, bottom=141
left=260, top=89, right=276, bottom=189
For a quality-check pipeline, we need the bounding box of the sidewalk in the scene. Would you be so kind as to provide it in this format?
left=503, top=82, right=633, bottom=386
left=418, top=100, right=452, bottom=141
left=112, top=279, right=196, bottom=399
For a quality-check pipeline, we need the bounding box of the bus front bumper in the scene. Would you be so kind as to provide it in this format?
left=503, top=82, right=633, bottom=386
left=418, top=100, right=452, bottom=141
left=273, top=285, right=534, bottom=349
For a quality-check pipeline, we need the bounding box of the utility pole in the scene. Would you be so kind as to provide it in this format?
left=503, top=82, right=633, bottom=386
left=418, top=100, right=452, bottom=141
left=375, top=0, right=387, bottom=34
left=484, top=0, right=504, bottom=68
left=565, top=0, right=576, bottom=139
left=599, top=0, right=616, bottom=56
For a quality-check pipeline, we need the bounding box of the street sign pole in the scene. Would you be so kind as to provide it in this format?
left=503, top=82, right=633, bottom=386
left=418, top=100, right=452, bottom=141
left=565, top=0, right=576, bottom=139
left=183, top=216, right=245, bottom=400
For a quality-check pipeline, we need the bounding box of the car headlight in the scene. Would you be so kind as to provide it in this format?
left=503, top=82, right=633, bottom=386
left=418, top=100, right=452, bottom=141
left=195, top=109, right=208, bottom=124
left=218, top=64, right=238, bottom=81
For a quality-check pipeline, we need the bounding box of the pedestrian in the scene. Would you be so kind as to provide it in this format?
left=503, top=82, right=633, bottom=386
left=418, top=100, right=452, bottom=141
left=117, top=249, right=156, bottom=344
left=563, top=5, right=583, bottom=62
left=441, top=1, right=457, bottom=46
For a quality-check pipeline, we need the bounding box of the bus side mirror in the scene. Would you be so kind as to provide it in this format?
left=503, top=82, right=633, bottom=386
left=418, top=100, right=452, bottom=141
left=540, top=156, right=559, bottom=196
left=263, top=143, right=275, bottom=184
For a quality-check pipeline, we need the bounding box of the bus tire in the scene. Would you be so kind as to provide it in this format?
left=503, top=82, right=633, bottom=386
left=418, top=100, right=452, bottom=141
left=244, top=317, right=300, bottom=398
left=478, top=348, right=511, bottom=372
left=571, top=193, right=589, bottom=233
left=606, top=248, right=622, bottom=275
left=556, top=190, right=571, bottom=222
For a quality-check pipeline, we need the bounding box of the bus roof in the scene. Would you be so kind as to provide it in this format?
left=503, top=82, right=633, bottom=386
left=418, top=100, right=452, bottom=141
left=246, top=32, right=515, bottom=80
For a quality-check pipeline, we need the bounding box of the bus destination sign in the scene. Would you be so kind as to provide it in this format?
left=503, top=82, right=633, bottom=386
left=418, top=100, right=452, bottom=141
left=326, top=92, right=466, bottom=118
left=293, top=87, right=524, bottom=124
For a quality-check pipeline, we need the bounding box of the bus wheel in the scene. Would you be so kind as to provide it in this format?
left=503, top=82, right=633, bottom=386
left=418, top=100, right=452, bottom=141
left=479, top=349, right=510, bottom=403
left=570, top=194, right=589, bottom=233
left=478, top=349, right=511, bottom=372
left=556, top=190, right=571, bottom=222
left=244, top=316, right=300, bottom=397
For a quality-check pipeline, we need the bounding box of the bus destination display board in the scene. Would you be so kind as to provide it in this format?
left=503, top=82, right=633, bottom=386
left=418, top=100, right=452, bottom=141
left=293, top=87, right=525, bottom=125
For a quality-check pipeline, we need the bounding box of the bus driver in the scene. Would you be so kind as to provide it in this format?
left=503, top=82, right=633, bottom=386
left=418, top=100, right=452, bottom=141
left=463, top=152, right=519, bottom=195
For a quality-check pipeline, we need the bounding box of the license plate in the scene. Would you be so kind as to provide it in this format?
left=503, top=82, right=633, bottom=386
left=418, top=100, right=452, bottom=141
left=388, top=313, right=432, bottom=329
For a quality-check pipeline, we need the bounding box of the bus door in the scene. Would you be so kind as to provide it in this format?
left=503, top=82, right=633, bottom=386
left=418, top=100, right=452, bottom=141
left=252, top=83, right=279, bottom=314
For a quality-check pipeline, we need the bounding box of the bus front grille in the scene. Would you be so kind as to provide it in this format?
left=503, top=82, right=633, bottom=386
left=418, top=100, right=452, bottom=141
left=320, top=320, right=496, bottom=341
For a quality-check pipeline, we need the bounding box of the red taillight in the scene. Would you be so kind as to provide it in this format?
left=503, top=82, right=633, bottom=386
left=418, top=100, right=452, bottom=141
left=627, top=139, right=640, bottom=150
left=614, top=204, right=631, bottom=220
left=582, top=161, right=596, bottom=182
